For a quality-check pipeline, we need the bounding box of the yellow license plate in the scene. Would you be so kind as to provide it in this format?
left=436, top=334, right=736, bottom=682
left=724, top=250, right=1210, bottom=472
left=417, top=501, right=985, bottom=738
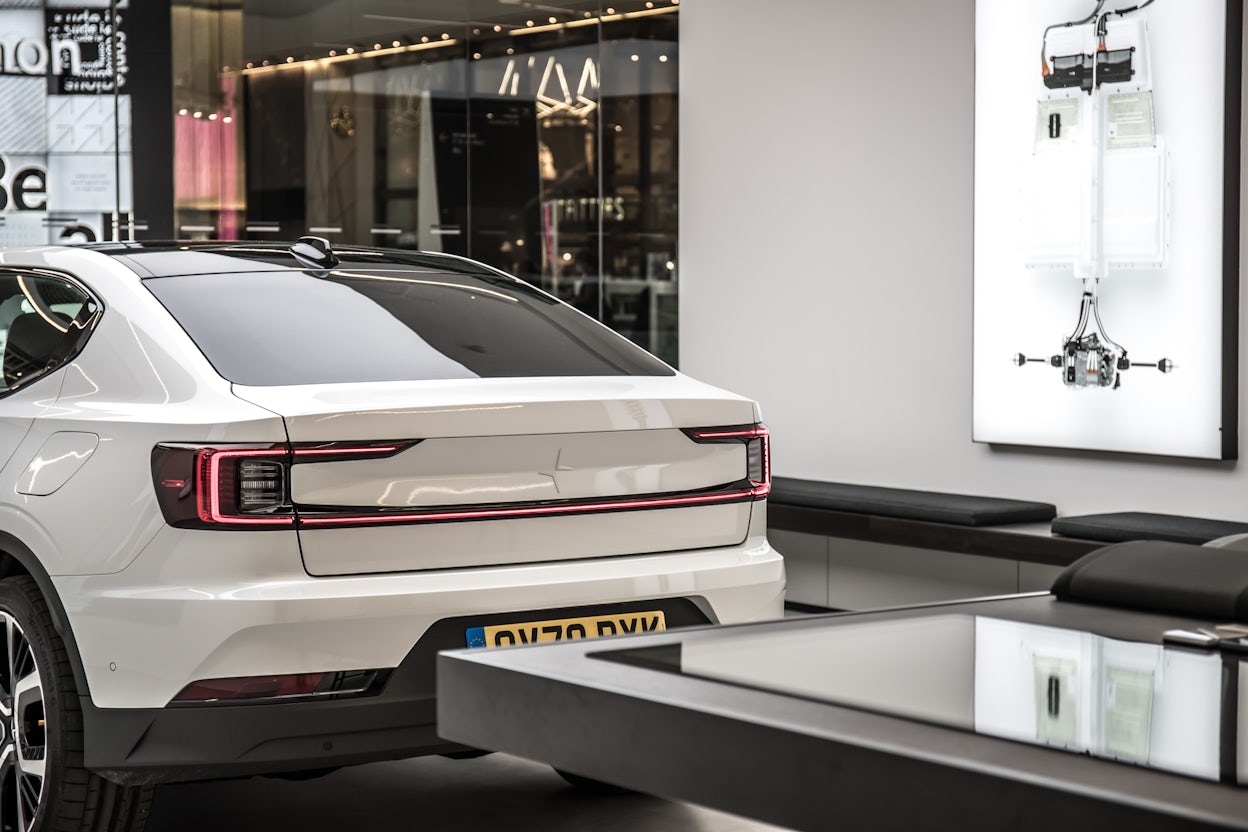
left=466, top=611, right=666, bottom=648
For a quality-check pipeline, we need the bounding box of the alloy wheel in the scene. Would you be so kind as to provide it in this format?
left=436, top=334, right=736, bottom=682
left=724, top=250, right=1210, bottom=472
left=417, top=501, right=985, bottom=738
left=0, top=612, right=45, bottom=832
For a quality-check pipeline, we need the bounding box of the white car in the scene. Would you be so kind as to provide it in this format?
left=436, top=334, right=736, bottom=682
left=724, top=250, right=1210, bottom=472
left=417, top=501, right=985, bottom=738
left=0, top=239, right=784, bottom=832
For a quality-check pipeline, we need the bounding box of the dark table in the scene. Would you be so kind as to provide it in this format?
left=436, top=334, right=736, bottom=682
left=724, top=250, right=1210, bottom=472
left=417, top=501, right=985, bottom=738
left=438, top=592, right=1248, bottom=832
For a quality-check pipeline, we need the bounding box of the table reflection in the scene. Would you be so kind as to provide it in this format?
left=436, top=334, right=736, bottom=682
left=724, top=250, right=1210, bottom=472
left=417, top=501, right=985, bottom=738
left=597, top=615, right=1225, bottom=783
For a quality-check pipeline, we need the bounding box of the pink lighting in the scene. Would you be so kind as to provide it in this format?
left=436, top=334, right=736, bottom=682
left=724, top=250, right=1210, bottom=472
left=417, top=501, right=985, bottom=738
left=298, top=487, right=758, bottom=528
left=195, top=447, right=293, bottom=526
left=175, top=74, right=241, bottom=239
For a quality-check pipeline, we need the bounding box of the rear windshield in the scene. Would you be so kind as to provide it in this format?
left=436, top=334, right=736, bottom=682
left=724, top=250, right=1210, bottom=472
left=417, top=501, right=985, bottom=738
left=143, top=269, right=674, bottom=385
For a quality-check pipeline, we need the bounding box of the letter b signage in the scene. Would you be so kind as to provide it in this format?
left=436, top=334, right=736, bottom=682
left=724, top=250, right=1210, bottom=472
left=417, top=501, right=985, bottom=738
left=0, top=156, right=48, bottom=212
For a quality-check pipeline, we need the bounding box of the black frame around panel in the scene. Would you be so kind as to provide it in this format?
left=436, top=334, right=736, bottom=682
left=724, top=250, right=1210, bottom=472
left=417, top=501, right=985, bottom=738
left=1221, top=0, right=1243, bottom=460
left=439, top=594, right=1248, bottom=832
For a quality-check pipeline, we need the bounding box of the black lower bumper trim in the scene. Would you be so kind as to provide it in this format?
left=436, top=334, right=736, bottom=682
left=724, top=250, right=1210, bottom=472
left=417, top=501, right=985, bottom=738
left=83, top=596, right=711, bottom=784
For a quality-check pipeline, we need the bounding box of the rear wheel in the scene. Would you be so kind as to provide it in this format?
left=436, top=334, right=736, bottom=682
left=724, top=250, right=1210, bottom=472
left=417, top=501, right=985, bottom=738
left=0, top=576, right=153, bottom=832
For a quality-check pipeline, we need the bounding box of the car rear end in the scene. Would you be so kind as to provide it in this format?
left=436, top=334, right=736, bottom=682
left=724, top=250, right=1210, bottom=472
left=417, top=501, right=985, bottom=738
left=53, top=245, right=785, bottom=783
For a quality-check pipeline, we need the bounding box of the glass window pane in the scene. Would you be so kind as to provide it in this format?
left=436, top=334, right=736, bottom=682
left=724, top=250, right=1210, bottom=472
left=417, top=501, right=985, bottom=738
left=144, top=268, right=674, bottom=386
left=0, top=273, right=92, bottom=392
left=171, top=0, right=680, bottom=366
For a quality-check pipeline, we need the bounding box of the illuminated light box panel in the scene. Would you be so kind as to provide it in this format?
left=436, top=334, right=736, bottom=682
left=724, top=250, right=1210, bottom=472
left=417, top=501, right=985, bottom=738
left=972, top=0, right=1241, bottom=459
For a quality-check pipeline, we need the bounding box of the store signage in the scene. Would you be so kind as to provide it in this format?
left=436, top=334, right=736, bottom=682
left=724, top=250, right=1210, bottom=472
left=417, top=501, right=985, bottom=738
left=499, top=56, right=599, bottom=119
left=0, top=33, right=83, bottom=77
left=47, top=8, right=127, bottom=94
left=0, top=156, right=48, bottom=212
left=552, top=196, right=625, bottom=224
left=0, top=5, right=133, bottom=245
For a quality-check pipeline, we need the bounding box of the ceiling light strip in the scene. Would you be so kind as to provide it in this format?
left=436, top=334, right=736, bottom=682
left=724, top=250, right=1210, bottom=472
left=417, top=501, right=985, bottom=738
left=511, top=5, right=677, bottom=36
left=239, top=39, right=458, bottom=77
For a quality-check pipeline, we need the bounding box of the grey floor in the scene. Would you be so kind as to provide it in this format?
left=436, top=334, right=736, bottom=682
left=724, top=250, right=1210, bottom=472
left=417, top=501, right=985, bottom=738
left=147, top=752, right=789, bottom=832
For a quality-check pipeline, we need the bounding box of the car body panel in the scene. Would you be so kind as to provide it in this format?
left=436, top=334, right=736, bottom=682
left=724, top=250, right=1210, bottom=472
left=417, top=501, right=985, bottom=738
left=289, top=429, right=745, bottom=509
left=16, top=431, right=100, bottom=495
left=297, top=503, right=753, bottom=575
left=242, top=378, right=760, bottom=574
left=0, top=247, right=291, bottom=576
left=231, top=375, right=759, bottom=441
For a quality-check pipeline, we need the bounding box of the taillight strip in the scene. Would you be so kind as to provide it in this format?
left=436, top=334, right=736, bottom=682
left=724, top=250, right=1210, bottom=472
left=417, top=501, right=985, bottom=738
left=686, top=423, right=771, bottom=498
left=195, top=447, right=293, bottom=526
left=154, top=441, right=421, bottom=529
left=298, top=485, right=761, bottom=528
left=154, top=429, right=771, bottom=531
left=291, top=442, right=414, bottom=460
left=688, top=427, right=768, bottom=440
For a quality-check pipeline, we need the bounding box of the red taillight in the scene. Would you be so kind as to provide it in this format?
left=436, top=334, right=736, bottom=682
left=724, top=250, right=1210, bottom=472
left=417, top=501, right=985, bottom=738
left=151, top=431, right=768, bottom=532
left=685, top=424, right=771, bottom=498
left=292, top=443, right=406, bottom=459
left=151, top=441, right=415, bottom=529
left=297, top=489, right=757, bottom=527
left=170, top=668, right=387, bottom=705
left=172, top=673, right=327, bottom=703
left=196, top=446, right=293, bottom=525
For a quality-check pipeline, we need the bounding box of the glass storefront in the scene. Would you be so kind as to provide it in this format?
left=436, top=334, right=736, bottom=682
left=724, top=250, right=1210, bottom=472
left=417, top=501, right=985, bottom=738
left=172, top=0, right=680, bottom=364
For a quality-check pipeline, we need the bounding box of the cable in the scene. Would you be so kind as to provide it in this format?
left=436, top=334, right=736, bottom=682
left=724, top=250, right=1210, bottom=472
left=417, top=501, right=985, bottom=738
left=1091, top=294, right=1127, bottom=355
left=1066, top=292, right=1093, bottom=343
left=1098, top=0, right=1157, bottom=43
left=1113, top=0, right=1156, bottom=16
left=1041, top=0, right=1106, bottom=76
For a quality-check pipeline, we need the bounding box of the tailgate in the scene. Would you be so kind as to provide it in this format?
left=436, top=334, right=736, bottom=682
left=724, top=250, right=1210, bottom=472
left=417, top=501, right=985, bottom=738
left=232, top=376, right=766, bottom=575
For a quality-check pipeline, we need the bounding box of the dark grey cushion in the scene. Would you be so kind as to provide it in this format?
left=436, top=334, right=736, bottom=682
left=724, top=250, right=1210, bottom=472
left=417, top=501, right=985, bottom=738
left=768, top=478, right=1056, bottom=527
left=1052, top=512, right=1248, bottom=546
left=1052, top=540, right=1248, bottom=619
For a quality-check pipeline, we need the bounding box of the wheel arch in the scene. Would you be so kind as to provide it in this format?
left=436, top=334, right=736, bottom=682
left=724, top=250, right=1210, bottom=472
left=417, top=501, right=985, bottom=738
left=0, top=531, right=91, bottom=698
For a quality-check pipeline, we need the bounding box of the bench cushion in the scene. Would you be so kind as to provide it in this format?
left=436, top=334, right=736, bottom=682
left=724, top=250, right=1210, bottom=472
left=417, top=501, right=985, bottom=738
left=1051, top=512, right=1248, bottom=546
left=768, top=478, right=1057, bottom=527
left=1052, top=539, right=1248, bottom=619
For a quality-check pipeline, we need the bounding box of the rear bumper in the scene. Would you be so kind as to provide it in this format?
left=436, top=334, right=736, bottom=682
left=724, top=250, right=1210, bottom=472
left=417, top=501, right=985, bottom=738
left=82, top=597, right=715, bottom=785
left=57, top=528, right=785, bottom=710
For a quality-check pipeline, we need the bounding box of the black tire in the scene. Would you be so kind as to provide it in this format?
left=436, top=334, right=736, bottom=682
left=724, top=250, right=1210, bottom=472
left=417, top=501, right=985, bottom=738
left=0, top=575, right=153, bottom=832
left=553, top=768, right=636, bottom=795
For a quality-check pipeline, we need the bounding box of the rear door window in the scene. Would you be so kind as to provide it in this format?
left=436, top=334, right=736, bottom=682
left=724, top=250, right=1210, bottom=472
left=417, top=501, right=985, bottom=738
left=0, top=271, right=97, bottom=393
left=143, top=269, right=675, bottom=386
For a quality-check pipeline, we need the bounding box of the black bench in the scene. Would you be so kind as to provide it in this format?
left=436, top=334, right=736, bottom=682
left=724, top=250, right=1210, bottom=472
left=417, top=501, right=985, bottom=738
left=1052, top=512, right=1248, bottom=546
left=1054, top=538, right=1248, bottom=620
left=768, top=477, right=1100, bottom=567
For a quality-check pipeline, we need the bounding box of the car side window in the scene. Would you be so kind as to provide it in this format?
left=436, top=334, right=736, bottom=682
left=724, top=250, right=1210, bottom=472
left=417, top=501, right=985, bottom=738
left=0, top=271, right=96, bottom=394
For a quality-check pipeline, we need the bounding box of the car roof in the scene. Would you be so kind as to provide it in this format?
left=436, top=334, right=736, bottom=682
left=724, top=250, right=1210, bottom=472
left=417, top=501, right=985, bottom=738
left=81, top=241, right=507, bottom=280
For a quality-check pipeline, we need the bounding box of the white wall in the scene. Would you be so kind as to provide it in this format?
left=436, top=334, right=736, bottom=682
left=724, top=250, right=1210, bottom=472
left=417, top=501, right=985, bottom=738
left=680, top=0, right=1248, bottom=519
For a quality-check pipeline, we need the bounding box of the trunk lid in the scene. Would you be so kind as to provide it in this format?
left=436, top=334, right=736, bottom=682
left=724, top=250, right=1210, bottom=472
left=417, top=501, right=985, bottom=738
left=232, top=376, right=761, bottom=575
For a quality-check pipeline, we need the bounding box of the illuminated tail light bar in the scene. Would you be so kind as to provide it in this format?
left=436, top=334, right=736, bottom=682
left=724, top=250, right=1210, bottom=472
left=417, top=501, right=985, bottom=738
left=151, top=441, right=417, bottom=529
left=195, top=445, right=293, bottom=526
left=684, top=423, right=771, bottom=498
left=296, top=488, right=756, bottom=527
left=151, top=426, right=770, bottom=531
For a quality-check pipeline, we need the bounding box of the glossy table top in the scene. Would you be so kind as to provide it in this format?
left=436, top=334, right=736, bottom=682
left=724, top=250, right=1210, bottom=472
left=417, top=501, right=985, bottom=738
left=438, top=593, right=1248, bottom=832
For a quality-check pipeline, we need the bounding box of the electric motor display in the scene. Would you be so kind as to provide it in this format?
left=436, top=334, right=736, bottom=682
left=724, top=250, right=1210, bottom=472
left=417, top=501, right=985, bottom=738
left=1014, top=0, right=1172, bottom=390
